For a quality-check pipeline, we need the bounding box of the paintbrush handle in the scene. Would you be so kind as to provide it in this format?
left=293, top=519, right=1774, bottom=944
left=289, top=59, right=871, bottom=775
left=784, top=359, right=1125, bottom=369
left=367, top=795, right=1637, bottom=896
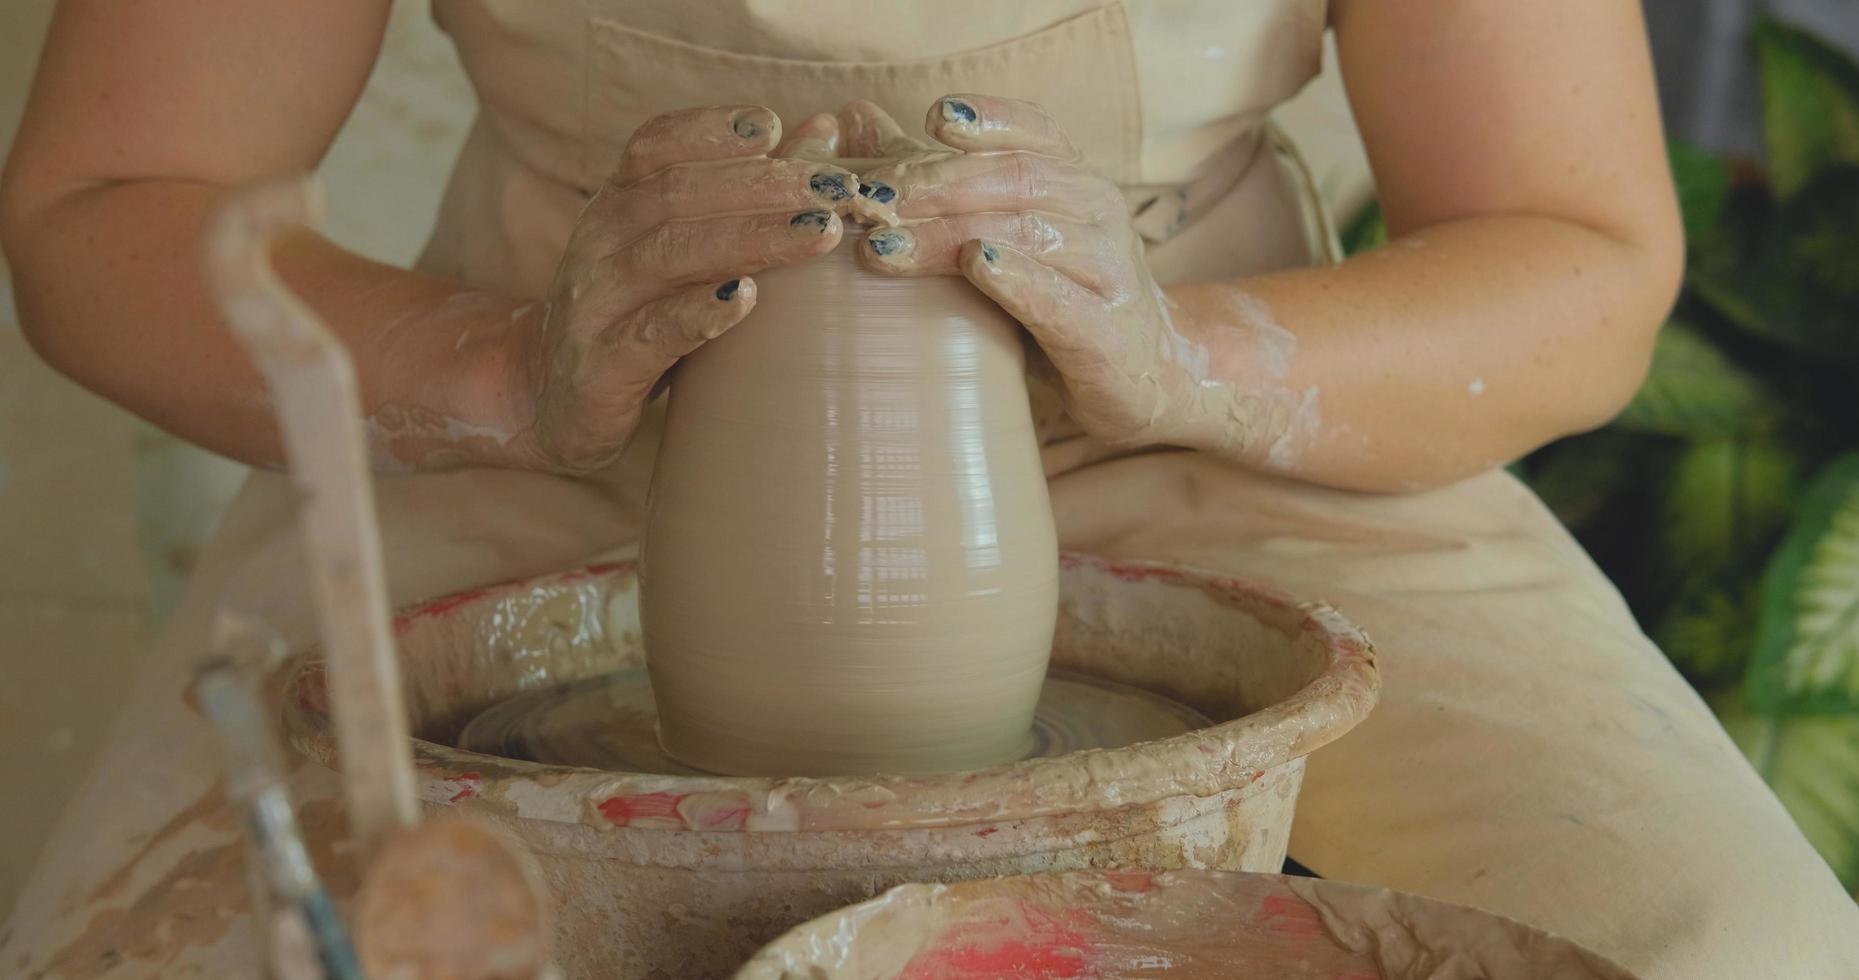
left=204, top=179, right=420, bottom=850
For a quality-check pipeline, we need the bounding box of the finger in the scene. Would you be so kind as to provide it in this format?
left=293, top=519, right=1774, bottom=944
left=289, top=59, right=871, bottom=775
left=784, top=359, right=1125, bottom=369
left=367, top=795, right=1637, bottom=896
left=836, top=99, right=934, bottom=158
left=612, top=156, right=857, bottom=242
left=617, top=105, right=780, bottom=186
left=959, top=240, right=1115, bottom=369
left=615, top=208, right=841, bottom=303
left=859, top=150, right=1114, bottom=221
left=925, top=94, right=1079, bottom=159
left=858, top=214, right=1124, bottom=295
left=608, top=277, right=758, bottom=397
left=773, top=112, right=842, bottom=162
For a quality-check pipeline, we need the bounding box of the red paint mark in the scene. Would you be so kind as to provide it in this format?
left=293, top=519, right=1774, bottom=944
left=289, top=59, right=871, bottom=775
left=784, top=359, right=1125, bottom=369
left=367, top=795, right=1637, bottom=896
left=597, top=792, right=684, bottom=827
left=1068, top=552, right=1309, bottom=624
left=594, top=790, right=752, bottom=831
left=900, top=906, right=1092, bottom=980
left=974, top=826, right=998, bottom=838
left=1258, top=893, right=1324, bottom=938
left=691, top=804, right=748, bottom=831
left=902, top=938, right=1088, bottom=979
left=1101, top=561, right=1187, bottom=586
left=443, top=772, right=482, bottom=803
left=1249, top=771, right=1265, bottom=784
left=394, top=586, right=494, bottom=633
left=1063, top=551, right=1167, bottom=584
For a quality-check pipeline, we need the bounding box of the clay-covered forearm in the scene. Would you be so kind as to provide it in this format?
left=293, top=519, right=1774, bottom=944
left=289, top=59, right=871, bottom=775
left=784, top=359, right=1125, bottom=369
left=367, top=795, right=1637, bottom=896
left=5, top=103, right=860, bottom=477
left=5, top=178, right=536, bottom=472
left=1165, top=212, right=1677, bottom=492
left=842, top=94, right=1673, bottom=494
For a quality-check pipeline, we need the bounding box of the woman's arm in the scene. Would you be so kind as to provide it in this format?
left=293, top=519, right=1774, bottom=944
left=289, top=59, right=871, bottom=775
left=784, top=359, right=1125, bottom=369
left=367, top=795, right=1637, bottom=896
left=0, top=0, right=504, bottom=470
left=1173, top=0, right=1685, bottom=489
left=854, top=2, right=1683, bottom=493
left=1, top=1, right=849, bottom=473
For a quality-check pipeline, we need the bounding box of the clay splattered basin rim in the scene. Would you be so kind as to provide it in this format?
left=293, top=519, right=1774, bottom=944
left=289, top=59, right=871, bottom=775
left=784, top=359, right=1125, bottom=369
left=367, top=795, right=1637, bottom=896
left=281, top=553, right=1379, bottom=832
left=732, top=868, right=1643, bottom=979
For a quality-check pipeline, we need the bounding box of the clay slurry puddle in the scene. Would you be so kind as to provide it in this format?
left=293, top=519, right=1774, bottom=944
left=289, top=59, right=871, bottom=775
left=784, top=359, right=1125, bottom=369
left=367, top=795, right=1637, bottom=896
left=456, top=668, right=1212, bottom=776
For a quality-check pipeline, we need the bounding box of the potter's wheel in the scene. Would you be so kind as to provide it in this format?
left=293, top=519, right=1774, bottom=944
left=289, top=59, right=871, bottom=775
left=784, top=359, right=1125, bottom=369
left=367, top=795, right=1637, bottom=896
left=457, top=668, right=1211, bottom=775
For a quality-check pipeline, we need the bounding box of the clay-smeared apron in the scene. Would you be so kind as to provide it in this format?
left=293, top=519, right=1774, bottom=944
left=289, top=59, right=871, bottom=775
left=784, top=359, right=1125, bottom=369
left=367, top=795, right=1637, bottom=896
left=7, top=4, right=1858, bottom=979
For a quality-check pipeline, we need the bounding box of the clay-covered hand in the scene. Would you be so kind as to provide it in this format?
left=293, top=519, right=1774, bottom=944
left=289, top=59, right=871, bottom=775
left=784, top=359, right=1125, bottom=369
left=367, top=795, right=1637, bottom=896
left=512, top=105, right=856, bottom=473
left=854, top=96, right=1216, bottom=450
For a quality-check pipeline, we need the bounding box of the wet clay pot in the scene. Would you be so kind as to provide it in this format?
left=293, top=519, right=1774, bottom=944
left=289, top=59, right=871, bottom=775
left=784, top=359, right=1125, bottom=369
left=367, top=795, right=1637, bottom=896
left=281, top=555, right=1379, bottom=979
left=735, top=869, right=1643, bottom=979
left=638, top=228, right=1060, bottom=776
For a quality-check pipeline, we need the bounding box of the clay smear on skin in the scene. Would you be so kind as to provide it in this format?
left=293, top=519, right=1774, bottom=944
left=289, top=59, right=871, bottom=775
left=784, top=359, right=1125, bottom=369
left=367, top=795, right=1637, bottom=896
left=1152, top=284, right=1212, bottom=383
left=1147, top=288, right=1320, bottom=469
left=377, top=289, right=506, bottom=351
left=367, top=404, right=517, bottom=472
left=846, top=189, right=902, bottom=228
left=360, top=290, right=525, bottom=471
left=1219, top=290, right=1320, bottom=471
left=1226, top=291, right=1296, bottom=381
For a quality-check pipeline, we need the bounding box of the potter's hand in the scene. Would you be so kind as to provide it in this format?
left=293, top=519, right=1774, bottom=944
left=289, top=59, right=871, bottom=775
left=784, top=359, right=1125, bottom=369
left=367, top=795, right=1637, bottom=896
left=516, top=105, right=854, bottom=473
left=855, top=96, right=1200, bottom=450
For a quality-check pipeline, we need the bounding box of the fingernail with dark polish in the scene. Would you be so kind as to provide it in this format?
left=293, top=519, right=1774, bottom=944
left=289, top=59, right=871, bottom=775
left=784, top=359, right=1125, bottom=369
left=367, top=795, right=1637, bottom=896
left=980, top=241, right=999, bottom=265
left=790, top=210, right=834, bottom=233
left=732, top=114, right=763, bottom=139
left=715, top=279, right=741, bottom=301
left=809, top=173, right=852, bottom=201
left=868, top=230, right=909, bottom=257
left=858, top=180, right=897, bottom=204
left=940, top=98, right=977, bottom=123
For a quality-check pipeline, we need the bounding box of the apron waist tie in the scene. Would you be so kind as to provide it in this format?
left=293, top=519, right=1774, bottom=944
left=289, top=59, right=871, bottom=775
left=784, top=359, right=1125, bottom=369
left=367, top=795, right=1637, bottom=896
left=1124, top=129, right=1264, bottom=245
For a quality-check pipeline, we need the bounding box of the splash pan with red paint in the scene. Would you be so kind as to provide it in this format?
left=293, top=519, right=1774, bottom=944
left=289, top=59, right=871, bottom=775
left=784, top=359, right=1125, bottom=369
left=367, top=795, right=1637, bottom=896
left=735, top=869, right=1643, bottom=980
left=279, top=553, right=1380, bottom=979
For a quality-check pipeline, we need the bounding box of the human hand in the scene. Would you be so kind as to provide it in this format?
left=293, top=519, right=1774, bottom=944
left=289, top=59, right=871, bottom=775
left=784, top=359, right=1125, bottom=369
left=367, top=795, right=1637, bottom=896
left=512, top=105, right=857, bottom=473
left=849, top=95, right=1221, bottom=451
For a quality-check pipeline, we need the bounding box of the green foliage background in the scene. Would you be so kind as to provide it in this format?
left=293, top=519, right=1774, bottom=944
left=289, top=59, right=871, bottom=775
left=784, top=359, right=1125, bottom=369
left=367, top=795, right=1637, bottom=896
left=1343, top=17, right=1859, bottom=896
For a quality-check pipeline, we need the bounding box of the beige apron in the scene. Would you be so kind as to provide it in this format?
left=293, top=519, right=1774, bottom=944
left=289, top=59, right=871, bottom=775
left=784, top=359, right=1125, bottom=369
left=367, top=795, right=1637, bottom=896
left=6, top=3, right=1856, bottom=978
